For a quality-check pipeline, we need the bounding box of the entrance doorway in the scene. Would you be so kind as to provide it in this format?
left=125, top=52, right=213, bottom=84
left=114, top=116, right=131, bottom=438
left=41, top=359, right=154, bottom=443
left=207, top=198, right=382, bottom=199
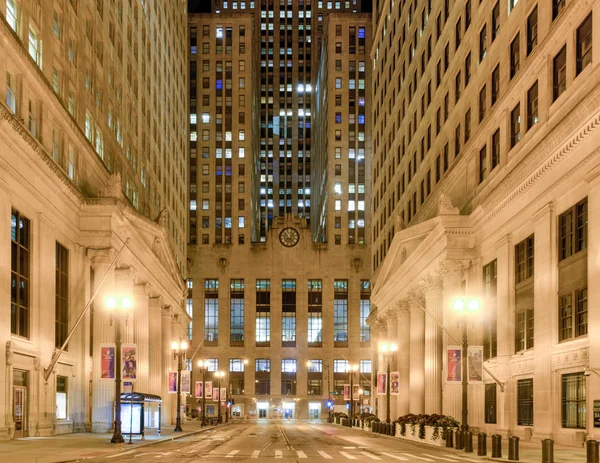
left=258, top=408, right=267, bottom=418
left=13, top=370, right=28, bottom=438
left=309, top=402, right=321, bottom=420
left=282, top=402, right=295, bottom=419
left=257, top=402, right=269, bottom=418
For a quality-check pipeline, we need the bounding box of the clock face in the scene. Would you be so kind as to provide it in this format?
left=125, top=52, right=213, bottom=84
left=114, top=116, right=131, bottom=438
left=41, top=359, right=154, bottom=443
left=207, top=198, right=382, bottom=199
left=279, top=227, right=300, bottom=247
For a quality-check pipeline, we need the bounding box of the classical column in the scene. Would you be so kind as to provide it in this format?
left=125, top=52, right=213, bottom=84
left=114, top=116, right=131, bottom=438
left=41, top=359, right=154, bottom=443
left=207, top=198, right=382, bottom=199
left=396, top=301, right=411, bottom=416
left=148, top=297, right=163, bottom=399
left=423, top=275, right=443, bottom=415
left=133, top=282, right=150, bottom=393
left=161, top=306, right=173, bottom=425
left=531, top=203, right=555, bottom=440
left=386, top=310, right=398, bottom=420
left=0, top=181, right=11, bottom=437
left=408, top=293, right=425, bottom=414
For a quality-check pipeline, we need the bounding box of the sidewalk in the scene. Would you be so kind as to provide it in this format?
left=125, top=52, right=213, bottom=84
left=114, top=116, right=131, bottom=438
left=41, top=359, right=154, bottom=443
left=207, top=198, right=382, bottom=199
left=0, top=420, right=222, bottom=463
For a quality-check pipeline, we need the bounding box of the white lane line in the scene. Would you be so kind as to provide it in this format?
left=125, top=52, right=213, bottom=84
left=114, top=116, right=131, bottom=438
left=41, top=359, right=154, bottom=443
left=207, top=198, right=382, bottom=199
left=359, top=451, right=382, bottom=460
left=343, top=446, right=357, bottom=449
left=275, top=449, right=283, bottom=458
left=339, top=451, right=357, bottom=460
left=226, top=450, right=240, bottom=458
left=380, top=453, right=409, bottom=461
left=445, top=456, right=480, bottom=462
left=423, top=454, right=458, bottom=461
left=318, top=450, right=333, bottom=459
left=297, top=450, right=308, bottom=459
left=400, top=453, right=435, bottom=461
left=107, top=451, right=137, bottom=459
left=251, top=450, right=260, bottom=458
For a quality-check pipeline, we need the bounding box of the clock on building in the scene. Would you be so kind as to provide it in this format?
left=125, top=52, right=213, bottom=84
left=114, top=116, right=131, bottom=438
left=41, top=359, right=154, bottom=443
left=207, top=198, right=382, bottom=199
left=279, top=227, right=300, bottom=247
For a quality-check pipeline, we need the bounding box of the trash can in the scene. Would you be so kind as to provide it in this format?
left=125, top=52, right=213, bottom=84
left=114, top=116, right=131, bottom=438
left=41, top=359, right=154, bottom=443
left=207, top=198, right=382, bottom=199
left=508, top=436, right=519, bottom=461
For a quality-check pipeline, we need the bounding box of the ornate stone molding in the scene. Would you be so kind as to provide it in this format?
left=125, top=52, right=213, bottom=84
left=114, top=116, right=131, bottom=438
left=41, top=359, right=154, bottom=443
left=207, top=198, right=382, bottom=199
left=494, top=234, right=512, bottom=250
left=437, top=194, right=459, bottom=215
left=395, top=215, right=406, bottom=231
left=439, top=260, right=470, bottom=280
left=217, top=257, right=229, bottom=273
left=395, top=299, right=410, bottom=315
left=6, top=341, right=13, bottom=366
left=87, top=247, right=115, bottom=265
left=351, top=257, right=363, bottom=273
left=420, top=274, right=443, bottom=295
left=407, top=286, right=425, bottom=306
left=532, top=202, right=555, bottom=223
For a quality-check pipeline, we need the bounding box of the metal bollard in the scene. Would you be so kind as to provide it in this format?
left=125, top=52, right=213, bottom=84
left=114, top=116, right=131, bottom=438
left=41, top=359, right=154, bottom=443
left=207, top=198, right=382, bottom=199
left=542, top=439, right=554, bottom=463
left=455, top=429, right=464, bottom=450
left=477, top=433, right=487, bottom=456
left=508, top=436, right=519, bottom=461
left=587, top=440, right=600, bottom=463
left=372, top=422, right=377, bottom=433
left=445, top=429, right=454, bottom=448
left=464, top=431, right=473, bottom=453
left=387, top=423, right=392, bottom=435
left=491, top=434, right=502, bottom=458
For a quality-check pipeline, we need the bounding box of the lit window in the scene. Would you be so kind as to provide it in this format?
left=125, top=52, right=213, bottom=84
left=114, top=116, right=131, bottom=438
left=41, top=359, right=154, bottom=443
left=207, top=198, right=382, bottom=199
left=6, top=0, right=17, bottom=32
left=334, top=182, right=342, bottom=194
left=239, top=130, right=245, bottom=141
left=335, top=200, right=341, bottom=211
left=239, top=216, right=245, bottom=228
left=202, top=113, right=210, bottom=123
left=29, top=26, right=41, bottom=67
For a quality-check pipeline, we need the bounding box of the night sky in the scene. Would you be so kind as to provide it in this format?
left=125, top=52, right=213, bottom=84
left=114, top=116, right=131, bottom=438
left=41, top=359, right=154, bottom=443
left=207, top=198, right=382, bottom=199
left=188, top=0, right=372, bottom=13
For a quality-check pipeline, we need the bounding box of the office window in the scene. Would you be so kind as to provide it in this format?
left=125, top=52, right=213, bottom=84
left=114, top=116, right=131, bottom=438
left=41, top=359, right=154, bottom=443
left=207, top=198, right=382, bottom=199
left=491, top=65, right=500, bottom=105
left=479, top=146, right=487, bottom=183
left=334, top=359, right=349, bottom=372
left=510, top=34, right=520, bottom=78
left=281, top=279, right=296, bottom=346
left=333, top=280, right=348, bottom=345
left=491, top=129, right=500, bottom=170
left=55, top=243, right=69, bottom=349
left=479, top=85, right=486, bottom=122
left=308, top=280, right=322, bottom=346
left=515, top=308, right=534, bottom=352
left=485, top=384, right=497, bottom=424
left=11, top=209, right=30, bottom=338
left=577, top=14, right=592, bottom=75
left=29, top=26, right=41, bottom=67
left=229, top=358, right=245, bottom=372
left=559, top=287, right=588, bottom=341
left=230, top=279, right=244, bottom=344
left=464, top=108, right=471, bottom=142
left=56, top=376, right=68, bottom=420
left=6, top=71, right=17, bottom=114
left=553, top=46, right=567, bottom=101
left=517, top=379, right=534, bottom=426
left=479, top=25, right=487, bottom=62
left=256, top=279, right=271, bottom=345
left=465, top=53, right=471, bottom=85
left=559, top=198, right=587, bottom=261
left=204, top=280, right=219, bottom=343
left=360, top=281, right=371, bottom=343
left=491, top=2, right=500, bottom=41
left=527, top=82, right=539, bottom=130
left=527, top=6, right=538, bottom=55
left=553, top=0, right=566, bottom=20
left=6, top=0, right=17, bottom=32
left=562, top=373, right=586, bottom=429
left=510, top=104, right=520, bottom=148
left=483, top=260, right=498, bottom=360
left=515, top=235, right=534, bottom=284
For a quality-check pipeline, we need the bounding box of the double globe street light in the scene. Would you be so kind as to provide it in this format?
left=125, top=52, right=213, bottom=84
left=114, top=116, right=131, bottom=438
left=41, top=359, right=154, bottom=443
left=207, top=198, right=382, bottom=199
left=378, top=342, right=397, bottom=424
left=171, top=340, right=188, bottom=432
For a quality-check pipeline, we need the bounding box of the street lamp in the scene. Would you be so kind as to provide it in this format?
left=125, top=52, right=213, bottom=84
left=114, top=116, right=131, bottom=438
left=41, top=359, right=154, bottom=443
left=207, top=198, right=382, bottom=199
left=171, top=340, right=188, bottom=432
left=105, top=295, right=133, bottom=444
left=197, top=359, right=210, bottom=426
left=307, top=360, right=332, bottom=422
left=215, top=371, right=225, bottom=423
left=348, top=364, right=359, bottom=419
left=452, top=297, right=482, bottom=431
left=378, top=342, right=397, bottom=424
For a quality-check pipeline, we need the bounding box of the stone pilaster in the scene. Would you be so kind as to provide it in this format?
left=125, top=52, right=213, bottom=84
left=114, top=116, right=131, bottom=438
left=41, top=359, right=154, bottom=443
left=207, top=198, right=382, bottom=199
left=385, top=309, right=398, bottom=420
left=408, top=293, right=425, bottom=414
left=0, top=181, right=11, bottom=437
left=161, top=306, right=173, bottom=425
left=423, top=275, right=443, bottom=415
left=396, top=301, right=411, bottom=416
left=148, top=296, right=163, bottom=401
left=133, top=282, right=150, bottom=394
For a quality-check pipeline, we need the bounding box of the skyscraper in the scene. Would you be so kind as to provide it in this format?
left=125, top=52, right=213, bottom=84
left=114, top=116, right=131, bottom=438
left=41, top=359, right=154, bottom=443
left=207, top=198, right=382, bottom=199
left=187, top=1, right=373, bottom=419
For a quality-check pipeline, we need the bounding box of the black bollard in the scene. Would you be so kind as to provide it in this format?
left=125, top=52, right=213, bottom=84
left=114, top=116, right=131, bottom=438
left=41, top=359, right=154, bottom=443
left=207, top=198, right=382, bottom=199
left=446, top=429, right=454, bottom=448
left=372, top=422, right=377, bottom=433
left=464, top=431, right=473, bottom=453
left=587, top=440, right=600, bottom=463
left=508, top=436, right=519, bottom=461
left=455, top=429, right=464, bottom=450
left=491, top=434, right=502, bottom=458
left=542, top=439, right=554, bottom=463
left=477, top=433, right=487, bottom=456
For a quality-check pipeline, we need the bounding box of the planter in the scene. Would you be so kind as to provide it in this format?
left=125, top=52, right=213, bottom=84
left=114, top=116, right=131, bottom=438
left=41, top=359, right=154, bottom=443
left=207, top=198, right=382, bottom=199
left=395, top=425, right=451, bottom=447
left=341, top=418, right=351, bottom=427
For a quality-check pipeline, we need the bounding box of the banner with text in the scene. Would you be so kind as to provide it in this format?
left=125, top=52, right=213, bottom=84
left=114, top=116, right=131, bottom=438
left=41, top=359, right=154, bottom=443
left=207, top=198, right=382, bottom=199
left=220, top=387, right=226, bottom=404
left=121, top=344, right=137, bottom=382
left=390, top=371, right=400, bottom=395
left=168, top=371, right=177, bottom=393
left=447, top=346, right=462, bottom=382
left=181, top=370, right=191, bottom=394
left=468, top=346, right=483, bottom=382
left=205, top=381, right=213, bottom=398
left=377, top=372, right=387, bottom=395
left=195, top=381, right=203, bottom=398
left=343, top=384, right=350, bottom=401
left=100, top=344, right=115, bottom=380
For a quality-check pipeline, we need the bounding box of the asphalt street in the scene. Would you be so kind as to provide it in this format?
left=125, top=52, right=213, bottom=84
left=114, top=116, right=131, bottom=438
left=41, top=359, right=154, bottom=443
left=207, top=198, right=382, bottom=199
left=87, top=420, right=487, bottom=462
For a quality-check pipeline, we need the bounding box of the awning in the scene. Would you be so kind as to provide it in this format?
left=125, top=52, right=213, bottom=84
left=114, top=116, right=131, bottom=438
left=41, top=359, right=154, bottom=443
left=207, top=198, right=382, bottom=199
left=120, top=392, right=162, bottom=403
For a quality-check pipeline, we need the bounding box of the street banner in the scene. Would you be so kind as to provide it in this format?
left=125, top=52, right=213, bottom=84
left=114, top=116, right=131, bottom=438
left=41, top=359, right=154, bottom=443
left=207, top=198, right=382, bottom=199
left=205, top=381, right=213, bottom=398
left=121, top=344, right=137, bottom=382
left=343, top=384, right=350, bottom=401
left=168, top=371, right=177, bottom=393
left=213, top=387, right=219, bottom=401
left=181, top=370, right=191, bottom=394
left=377, top=372, right=386, bottom=395
left=220, top=387, right=226, bottom=404
left=447, top=346, right=462, bottom=382
left=390, top=372, right=400, bottom=395
left=100, top=344, right=115, bottom=379
left=352, top=384, right=360, bottom=400
left=195, top=381, right=203, bottom=398
left=468, top=346, right=483, bottom=382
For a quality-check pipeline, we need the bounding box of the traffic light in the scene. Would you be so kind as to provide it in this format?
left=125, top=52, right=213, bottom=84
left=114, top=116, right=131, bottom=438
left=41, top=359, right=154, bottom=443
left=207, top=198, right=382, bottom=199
left=346, top=401, right=350, bottom=409
left=227, top=401, right=231, bottom=408
left=326, top=400, right=333, bottom=408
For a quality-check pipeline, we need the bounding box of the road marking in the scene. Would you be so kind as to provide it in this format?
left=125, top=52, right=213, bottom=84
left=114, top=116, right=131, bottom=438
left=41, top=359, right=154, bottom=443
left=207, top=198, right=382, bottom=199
left=107, top=451, right=137, bottom=459
left=339, top=451, right=357, bottom=459
left=226, top=450, right=240, bottom=458
left=318, top=450, right=333, bottom=459
left=445, top=456, right=480, bottom=462
left=359, top=451, right=382, bottom=460
left=297, top=450, right=308, bottom=458
left=343, top=446, right=357, bottom=449
left=400, top=453, right=435, bottom=461
left=275, top=449, right=283, bottom=458
left=423, top=454, right=458, bottom=461
left=251, top=450, right=260, bottom=458
left=380, top=453, right=409, bottom=461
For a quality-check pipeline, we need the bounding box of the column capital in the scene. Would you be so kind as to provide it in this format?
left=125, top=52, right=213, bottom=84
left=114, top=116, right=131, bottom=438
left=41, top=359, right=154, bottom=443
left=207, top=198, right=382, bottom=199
left=395, top=299, right=411, bottom=315
left=87, top=247, right=115, bottom=266
left=532, top=201, right=555, bottom=223
left=420, top=274, right=443, bottom=295
left=407, top=286, right=425, bottom=306
left=439, top=259, right=470, bottom=283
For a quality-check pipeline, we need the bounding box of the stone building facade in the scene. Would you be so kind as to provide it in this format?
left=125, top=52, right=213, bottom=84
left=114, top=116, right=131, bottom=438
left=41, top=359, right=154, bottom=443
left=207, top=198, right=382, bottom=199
left=370, top=0, right=600, bottom=446
left=0, top=0, right=189, bottom=439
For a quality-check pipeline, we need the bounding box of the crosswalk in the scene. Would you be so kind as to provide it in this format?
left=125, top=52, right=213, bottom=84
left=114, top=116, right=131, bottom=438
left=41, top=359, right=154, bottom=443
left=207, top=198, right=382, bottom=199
left=215, top=449, right=483, bottom=461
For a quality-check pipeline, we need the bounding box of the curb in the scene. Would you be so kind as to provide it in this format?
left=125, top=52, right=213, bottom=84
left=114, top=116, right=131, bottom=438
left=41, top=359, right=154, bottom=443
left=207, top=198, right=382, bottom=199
left=63, top=422, right=230, bottom=463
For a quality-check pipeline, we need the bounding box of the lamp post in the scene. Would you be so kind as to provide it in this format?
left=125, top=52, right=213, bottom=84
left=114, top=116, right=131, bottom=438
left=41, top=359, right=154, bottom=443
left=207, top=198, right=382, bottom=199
left=378, top=342, right=397, bottom=424
left=215, top=371, right=225, bottom=423
left=307, top=361, right=332, bottom=422
left=171, top=340, right=188, bottom=432
left=452, top=297, right=482, bottom=431
left=197, top=359, right=210, bottom=426
left=348, top=364, right=359, bottom=419
left=105, top=295, right=133, bottom=444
